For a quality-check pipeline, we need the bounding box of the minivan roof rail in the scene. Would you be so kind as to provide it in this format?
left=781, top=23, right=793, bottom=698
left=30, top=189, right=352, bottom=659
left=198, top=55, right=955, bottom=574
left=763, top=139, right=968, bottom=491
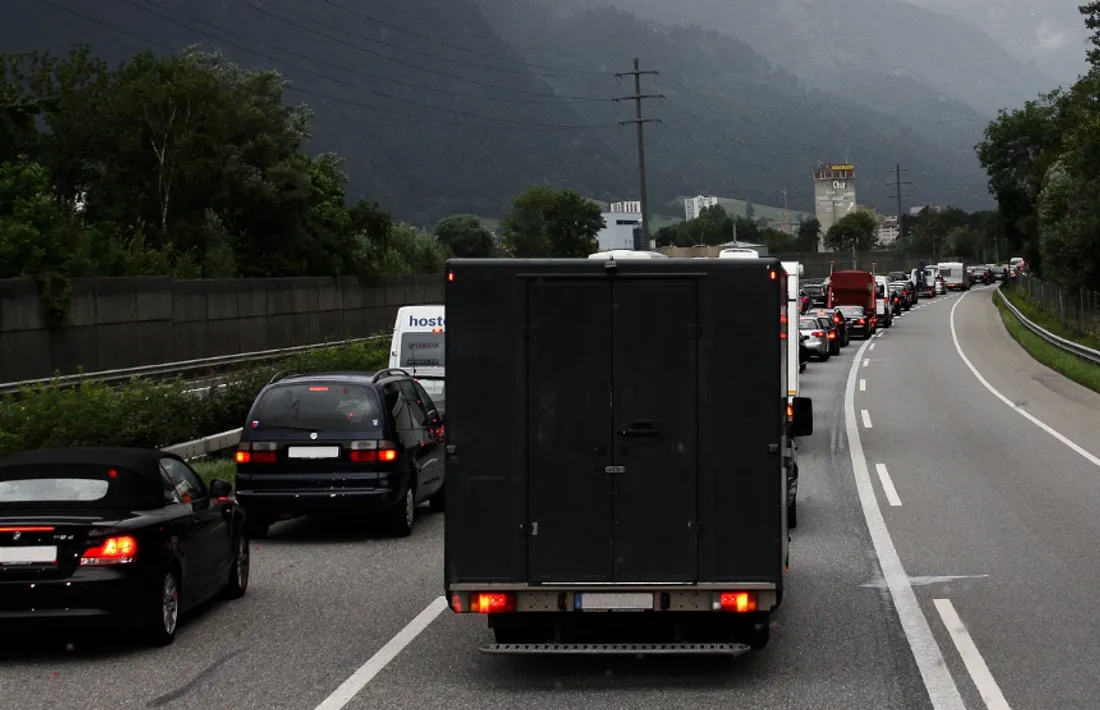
left=268, top=371, right=297, bottom=384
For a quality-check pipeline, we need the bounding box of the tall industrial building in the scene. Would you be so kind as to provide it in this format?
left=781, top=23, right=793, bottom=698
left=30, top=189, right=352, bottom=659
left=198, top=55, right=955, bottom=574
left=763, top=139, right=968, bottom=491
left=812, top=163, right=856, bottom=251
left=684, top=195, right=719, bottom=220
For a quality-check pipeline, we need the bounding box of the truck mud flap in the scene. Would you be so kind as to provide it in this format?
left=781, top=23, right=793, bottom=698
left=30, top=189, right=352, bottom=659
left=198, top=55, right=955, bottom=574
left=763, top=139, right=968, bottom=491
left=479, top=642, right=750, bottom=656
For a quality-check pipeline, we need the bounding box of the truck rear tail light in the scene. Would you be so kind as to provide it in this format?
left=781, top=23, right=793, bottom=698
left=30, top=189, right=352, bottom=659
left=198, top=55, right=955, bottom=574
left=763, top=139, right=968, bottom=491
left=81, top=536, right=138, bottom=565
left=718, top=591, right=757, bottom=612
left=786, top=404, right=794, bottom=422
left=470, top=592, right=515, bottom=613
left=349, top=440, right=398, bottom=462
left=236, top=442, right=276, bottom=464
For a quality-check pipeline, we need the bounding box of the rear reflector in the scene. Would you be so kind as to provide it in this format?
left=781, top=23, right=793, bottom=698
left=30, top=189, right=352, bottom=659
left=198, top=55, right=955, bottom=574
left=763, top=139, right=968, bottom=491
left=81, top=536, right=137, bottom=565
left=718, top=592, right=757, bottom=612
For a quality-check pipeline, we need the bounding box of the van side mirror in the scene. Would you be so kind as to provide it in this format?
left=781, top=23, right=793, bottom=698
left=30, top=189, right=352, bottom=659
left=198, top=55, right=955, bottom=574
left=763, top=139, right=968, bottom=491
left=788, top=397, right=813, bottom=438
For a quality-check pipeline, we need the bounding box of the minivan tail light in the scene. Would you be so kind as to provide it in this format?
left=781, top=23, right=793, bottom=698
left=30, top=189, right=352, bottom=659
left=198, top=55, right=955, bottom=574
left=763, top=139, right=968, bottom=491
left=236, top=441, right=276, bottom=464
left=81, top=536, right=137, bottom=565
left=349, top=440, right=399, bottom=462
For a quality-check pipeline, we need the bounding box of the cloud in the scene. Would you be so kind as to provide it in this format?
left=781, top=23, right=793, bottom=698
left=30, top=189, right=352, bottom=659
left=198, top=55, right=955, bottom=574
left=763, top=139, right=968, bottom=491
left=1035, top=19, right=1070, bottom=51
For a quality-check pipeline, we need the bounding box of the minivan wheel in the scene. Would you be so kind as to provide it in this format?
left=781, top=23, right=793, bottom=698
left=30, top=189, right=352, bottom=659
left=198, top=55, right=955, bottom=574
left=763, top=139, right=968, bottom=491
left=388, top=487, right=415, bottom=537
left=245, top=518, right=270, bottom=539
left=428, top=486, right=445, bottom=513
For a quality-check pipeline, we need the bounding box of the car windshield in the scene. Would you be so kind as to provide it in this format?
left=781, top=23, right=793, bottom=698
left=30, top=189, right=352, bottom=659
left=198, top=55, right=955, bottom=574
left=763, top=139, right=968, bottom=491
left=840, top=307, right=864, bottom=317
left=0, top=463, right=148, bottom=509
left=250, top=383, right=383, bottom=432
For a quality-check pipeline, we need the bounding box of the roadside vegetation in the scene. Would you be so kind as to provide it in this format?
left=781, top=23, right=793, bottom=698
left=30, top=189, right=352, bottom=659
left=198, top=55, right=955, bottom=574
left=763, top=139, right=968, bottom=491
left=0, top=338, right=388, bottom=457
left=994, top=288, right=1100, bottom=395
left=192, top=456, right=236, bottom=487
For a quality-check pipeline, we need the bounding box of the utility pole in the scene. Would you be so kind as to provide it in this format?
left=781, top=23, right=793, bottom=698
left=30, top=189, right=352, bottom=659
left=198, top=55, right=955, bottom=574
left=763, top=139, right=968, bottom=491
left=780, top=188, right=790, bottom=233
left=615, top=58, right=663, bottom=248
left=886, top=164, right=911, bottom=250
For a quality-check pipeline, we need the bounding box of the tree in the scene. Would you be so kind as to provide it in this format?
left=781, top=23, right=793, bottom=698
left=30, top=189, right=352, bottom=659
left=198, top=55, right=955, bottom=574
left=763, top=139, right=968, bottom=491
left=434, top=215, right=494, bottom=258
left=795, top=217, right=821, bottom=251
left=501, top=185, right=604, bottom=257
left=823, top=212, right=877, bottom=252
left=744, top=200, right=755, bottom=218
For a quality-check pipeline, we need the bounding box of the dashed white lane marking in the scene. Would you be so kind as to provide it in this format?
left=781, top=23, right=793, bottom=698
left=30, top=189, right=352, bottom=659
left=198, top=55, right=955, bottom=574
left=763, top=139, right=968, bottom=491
left=950, top=291, right=1100, bottom=469
left=863, top=358, right=870, bottom=367
left=869, top=343, right=876, bottom=351
left=874, top=463, right=902, bottom=506
left=843, top=338, right=965, bottom=709
left=313, top=596, right=449, bottom=710
left=859, top=378, right=866, bottom=391
left=861, top=409, right=873, bottom=428
left=933, top=599, right=1013, bottom=710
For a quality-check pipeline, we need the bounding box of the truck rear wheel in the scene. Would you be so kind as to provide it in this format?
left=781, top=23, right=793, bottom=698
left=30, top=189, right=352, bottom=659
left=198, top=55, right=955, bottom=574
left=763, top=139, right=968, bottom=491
left=787, top=499, right=798, bottom=528
left=490, top=615, right=547, bottom=644
left=744, top=615, right=771, bottom=650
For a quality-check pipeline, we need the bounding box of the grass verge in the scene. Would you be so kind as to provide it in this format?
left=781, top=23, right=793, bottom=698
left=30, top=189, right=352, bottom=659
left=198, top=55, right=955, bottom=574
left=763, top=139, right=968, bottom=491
left=0, top=336, right=390, bottom=457
left=994, top=288, right=1100, bottom=394
left=192, top=457, right=236, bottom=488
left=1001, top=285, right=1100, bottom=352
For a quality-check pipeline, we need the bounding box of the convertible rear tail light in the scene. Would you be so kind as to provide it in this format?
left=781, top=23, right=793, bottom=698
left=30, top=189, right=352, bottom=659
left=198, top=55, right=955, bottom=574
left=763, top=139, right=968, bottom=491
left=81, top=536, right=137, bottom=565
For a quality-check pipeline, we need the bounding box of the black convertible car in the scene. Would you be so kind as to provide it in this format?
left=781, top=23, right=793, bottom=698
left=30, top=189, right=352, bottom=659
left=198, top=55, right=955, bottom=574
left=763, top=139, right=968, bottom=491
left=0, top=447, right=249, bottom=646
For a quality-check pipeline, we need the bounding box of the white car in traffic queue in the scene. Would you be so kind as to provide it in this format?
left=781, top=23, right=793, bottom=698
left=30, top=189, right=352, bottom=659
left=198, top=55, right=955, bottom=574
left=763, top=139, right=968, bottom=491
left=798, top=316, right=830, bottom=361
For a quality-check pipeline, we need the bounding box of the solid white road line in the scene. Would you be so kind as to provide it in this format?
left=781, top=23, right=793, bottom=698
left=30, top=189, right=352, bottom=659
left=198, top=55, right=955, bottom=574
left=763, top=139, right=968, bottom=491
left=950, top=292, right=1100, bottom=469
left=861, top=409, right=873, bottom=428
left=933, top=599, right=1013, bottom=710
left=859, top=378, right=866, bottom=391
left=843, top=338, right=966, bottom=710
left=313, top=596, right=449, bottom=710
left=874, top=463, right=902, bottom=506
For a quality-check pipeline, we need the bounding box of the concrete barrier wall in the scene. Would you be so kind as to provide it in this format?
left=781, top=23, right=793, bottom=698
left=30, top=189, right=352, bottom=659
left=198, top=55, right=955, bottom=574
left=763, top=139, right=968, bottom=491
left=0, top=275, right=444, bottom=382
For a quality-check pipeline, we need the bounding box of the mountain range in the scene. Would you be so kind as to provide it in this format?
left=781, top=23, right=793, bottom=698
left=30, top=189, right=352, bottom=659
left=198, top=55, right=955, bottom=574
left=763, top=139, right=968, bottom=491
left=2, top=0, right=1075, bottom=223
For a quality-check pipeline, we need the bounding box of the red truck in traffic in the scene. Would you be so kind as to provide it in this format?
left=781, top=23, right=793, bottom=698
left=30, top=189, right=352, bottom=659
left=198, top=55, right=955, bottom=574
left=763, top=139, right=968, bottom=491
left=828, top=270, right=877, bottom=338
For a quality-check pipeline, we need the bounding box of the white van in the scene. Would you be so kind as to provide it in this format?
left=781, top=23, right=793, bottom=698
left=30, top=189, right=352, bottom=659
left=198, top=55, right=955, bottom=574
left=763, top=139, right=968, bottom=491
left=937, top=262, right=967, bottom=291
left=874, top=274, right=893, bottom=327
left=388, top=305, right=446, bottom=411
left=781, top=261, right=804, bottom=398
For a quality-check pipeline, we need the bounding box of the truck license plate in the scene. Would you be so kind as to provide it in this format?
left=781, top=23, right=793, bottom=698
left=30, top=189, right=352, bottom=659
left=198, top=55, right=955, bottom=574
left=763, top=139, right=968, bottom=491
left=578, top=592, right=653, bottom=611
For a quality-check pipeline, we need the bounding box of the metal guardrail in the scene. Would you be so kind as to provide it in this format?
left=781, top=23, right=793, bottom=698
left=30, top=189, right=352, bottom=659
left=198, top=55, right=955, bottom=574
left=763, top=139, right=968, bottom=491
left=162, top=428, right=244, bottom=460
left=997, top=285, right=1100, bottom=365
left=0, top=334, right=389, bottom=395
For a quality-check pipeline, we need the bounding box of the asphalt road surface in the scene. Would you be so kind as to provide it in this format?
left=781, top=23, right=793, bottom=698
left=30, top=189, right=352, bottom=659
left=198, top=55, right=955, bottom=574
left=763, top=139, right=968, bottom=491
left=3, top=284, right=1097, bottom=710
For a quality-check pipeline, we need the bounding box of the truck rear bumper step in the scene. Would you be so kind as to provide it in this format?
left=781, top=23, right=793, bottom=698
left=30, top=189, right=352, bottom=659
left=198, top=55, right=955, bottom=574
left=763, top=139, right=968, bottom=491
left=479, top=642, right=750, bottom=656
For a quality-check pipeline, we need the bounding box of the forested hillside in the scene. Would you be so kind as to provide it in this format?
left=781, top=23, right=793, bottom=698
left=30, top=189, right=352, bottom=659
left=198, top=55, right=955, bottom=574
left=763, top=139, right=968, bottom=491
left=2, top=0, right=992, bottom=222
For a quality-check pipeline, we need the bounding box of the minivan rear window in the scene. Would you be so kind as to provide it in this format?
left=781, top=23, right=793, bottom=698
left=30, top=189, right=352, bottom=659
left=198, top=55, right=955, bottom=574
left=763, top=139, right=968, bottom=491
left=250, top=384, right=383, bottom=432
left=399, top=332, right=445, bottom=368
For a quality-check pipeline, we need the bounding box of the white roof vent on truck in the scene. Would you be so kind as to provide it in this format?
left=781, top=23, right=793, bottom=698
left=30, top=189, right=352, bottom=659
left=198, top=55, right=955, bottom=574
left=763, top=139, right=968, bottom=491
left=587, top=250, right=668, bottom=259
left=717, top=248, right=760, bottom=259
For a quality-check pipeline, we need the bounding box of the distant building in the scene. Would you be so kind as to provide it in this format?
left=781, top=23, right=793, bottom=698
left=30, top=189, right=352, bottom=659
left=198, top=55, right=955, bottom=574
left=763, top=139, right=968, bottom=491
left=812, top=163, right=856, bottom=251
left=877, top=215, right=900, bottom=245
left=597, top=203, right=647, bottom=251
left=684, top=195, right=719, bottom=220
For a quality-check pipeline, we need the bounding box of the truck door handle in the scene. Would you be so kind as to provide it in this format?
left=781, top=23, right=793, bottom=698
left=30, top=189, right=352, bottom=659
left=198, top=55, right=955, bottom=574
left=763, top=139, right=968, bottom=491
left=618, top=420, right=658, bottom=438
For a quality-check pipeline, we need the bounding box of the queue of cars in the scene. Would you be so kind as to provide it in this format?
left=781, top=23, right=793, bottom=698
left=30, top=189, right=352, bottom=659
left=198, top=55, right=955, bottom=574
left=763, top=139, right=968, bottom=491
left=0, top=305, right=451, bottom=646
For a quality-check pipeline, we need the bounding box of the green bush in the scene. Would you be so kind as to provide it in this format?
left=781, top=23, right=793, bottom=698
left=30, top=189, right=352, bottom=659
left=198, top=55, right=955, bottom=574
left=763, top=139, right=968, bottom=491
left=0, top=337, right=390, bottom=457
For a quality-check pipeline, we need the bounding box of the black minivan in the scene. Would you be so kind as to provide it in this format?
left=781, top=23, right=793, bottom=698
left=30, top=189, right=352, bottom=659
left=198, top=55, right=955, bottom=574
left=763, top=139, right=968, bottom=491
left=234, top=369, right=445, bottom=538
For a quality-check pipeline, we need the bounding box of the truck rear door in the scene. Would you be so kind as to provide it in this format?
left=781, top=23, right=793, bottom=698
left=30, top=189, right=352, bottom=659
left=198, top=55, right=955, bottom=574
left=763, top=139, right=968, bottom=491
left=525, top=274, right=699, bottom=584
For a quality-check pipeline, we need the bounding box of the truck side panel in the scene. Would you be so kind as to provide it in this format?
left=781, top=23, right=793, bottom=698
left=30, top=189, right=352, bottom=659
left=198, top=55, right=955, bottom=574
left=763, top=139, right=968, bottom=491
left=526, top=279, right=615, bottom=583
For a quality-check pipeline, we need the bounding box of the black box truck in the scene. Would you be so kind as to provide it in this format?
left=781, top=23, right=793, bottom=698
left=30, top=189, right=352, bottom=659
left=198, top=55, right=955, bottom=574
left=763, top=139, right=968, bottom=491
left=442, top=256, right=813, bottom=655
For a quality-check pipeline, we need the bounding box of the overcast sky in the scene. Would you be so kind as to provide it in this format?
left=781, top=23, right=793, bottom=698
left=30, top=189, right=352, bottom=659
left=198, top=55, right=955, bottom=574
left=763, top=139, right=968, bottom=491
left=902, top=0, right=1090, bottom=83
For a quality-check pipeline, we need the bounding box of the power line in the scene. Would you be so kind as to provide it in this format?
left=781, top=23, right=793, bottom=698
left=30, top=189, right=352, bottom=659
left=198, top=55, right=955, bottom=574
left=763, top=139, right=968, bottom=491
left=124, top=0, right=608, bottom=129
left=234, top=0, right=596, bottom=80
left=321, top=0, right=605, bottom=76
left=142, top=0, right=610, bottom=105
left=615, top=58, right=663, bottom=242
